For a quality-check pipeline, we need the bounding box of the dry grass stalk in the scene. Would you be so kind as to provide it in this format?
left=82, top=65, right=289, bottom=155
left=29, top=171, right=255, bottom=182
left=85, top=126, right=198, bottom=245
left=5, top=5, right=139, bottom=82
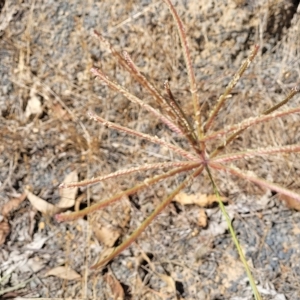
left=56, top=0, right=300, bottom=273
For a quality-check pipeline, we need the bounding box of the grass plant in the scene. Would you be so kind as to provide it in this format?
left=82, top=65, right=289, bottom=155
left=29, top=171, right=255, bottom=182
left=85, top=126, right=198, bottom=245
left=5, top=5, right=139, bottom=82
left=55, top=0, right=300, bottom=298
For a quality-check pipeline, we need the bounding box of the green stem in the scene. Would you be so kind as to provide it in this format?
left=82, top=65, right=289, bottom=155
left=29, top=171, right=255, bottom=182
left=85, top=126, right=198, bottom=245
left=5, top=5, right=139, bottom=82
left=205, top=166, right=262, bottom=300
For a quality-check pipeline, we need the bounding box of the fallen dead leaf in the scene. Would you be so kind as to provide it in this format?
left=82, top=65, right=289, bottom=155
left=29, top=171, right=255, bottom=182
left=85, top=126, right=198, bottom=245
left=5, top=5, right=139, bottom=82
left=93, top=225, right=120, bottom=248
left=1, top=193, right=27, bottom=217
left=91, top=197, right=131, bottom=247
left=45, top=266, right=81, bottom=280
left=51, top=102, right=70, bottom=120
left=0, top=220, right=10, bottom=245
left=0, top=193, right=26, bottom=245
left=104, top=272, right=125, bottom=300
left=279, top=193, right=300, bottom=211
left=25, top=189, right=61, bottom=215
left=57, top=170, right=78, bottom=208
left=174, top=192, right=227, bottom=207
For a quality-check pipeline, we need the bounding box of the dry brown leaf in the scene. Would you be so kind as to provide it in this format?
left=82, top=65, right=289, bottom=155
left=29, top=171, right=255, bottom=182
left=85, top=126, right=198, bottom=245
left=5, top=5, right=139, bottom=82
left=174, top=192, right=226, bottom=207
left=0, top=220, right=10, bottom=245
left=25, top=189, right=61, bottom=215
left=57, top=170, right=78, bottom=208
left=279, top=193, right=300, bottom=211
left=1, top=193, right=27, bottom=217
left=91, top=197, right=131, bottom=247
left=51, top=102, right=70, bottom=120
left=45, top=266, right=81, bottom=280
left=198, top=208, right=207, bottom=227
left=104, top=272, right=125, bottom=300
left=93, top=225, right=120, bottom=248
left=136, top=250, right=176, bottom=295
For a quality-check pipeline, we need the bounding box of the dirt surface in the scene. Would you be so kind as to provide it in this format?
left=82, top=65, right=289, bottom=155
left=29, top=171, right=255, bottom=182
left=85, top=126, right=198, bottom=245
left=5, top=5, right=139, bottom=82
left=1, top=0, right=300, bottom=299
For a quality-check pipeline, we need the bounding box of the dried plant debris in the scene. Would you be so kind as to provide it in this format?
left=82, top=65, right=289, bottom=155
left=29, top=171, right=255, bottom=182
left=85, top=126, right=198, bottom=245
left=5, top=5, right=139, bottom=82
left=0, top=220, right=10, bottom=246
left=45, top=266, right=81, bottom=281
left=1, top=193, right=27, bottom=218
left=1, top=0, right=300, bottom=298
left=90, top=197, right=131, bottom=245
left=0, top=193, right=26, bottom=245
left=56, top=0, right=300, bottom=273
left=1, top=233, right=49, bottom=275
left=50, top=102, right=71, bottom=121
left=279, top=192, right=300, bottom=211
left=104, top=271, right=125, bottom=300
left=25, top=170, right=78, bottom=215
left=57, top=170, right=78, bottom=209
left=24, top=89, right=43, bottom=119
left=26, top=190, right=61, bottom=216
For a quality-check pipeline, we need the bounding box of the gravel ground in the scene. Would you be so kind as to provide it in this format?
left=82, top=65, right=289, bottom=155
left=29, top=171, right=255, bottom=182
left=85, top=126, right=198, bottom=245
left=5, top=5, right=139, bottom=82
left=1, top=0, right=300, bottom=299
